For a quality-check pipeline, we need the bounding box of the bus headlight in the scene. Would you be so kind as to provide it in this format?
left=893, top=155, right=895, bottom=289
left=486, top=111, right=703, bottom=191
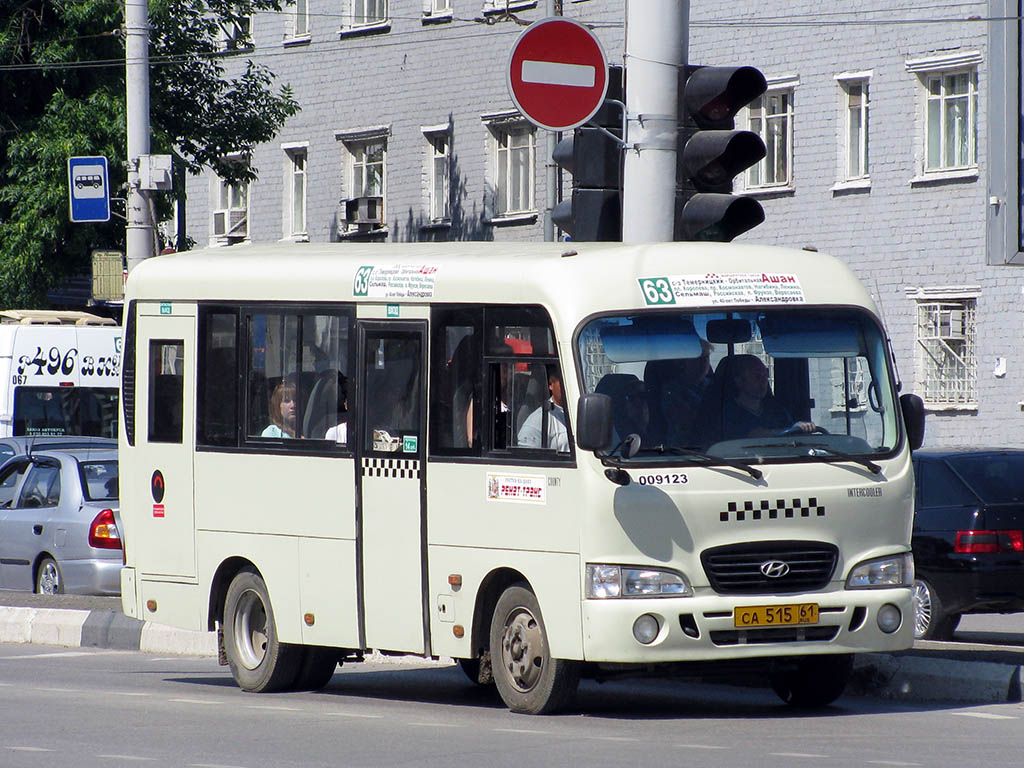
left=846, top=553, right=913, bottom=589
left=586, top=564, right=693, bottom=598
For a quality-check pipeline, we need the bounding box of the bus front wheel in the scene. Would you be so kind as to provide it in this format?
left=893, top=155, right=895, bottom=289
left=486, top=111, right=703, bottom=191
left=223, top=568, right=300, bottom=692
left=489, top=584, right=579, bottom=714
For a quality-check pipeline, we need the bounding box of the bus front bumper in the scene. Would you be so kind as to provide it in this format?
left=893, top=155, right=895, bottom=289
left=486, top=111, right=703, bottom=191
left=581, top=586, right=913, bottom=663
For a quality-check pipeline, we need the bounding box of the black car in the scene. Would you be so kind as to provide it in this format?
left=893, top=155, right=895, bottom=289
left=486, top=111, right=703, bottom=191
left=912, top=448, right=1024, bottom=639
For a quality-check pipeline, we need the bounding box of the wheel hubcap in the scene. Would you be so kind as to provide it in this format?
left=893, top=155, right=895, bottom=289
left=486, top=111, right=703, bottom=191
left=233, top=589, right=269, bottom=670
left=912, top=580, right=932, bottom=638
left=500, top=607, right=544, bottom=693
left=38, top=563, right=59, bottom=595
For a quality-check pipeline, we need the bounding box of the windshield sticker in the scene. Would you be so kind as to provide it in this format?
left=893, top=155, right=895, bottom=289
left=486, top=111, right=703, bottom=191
left=636, top=473, right=689, bottom=486
left=848, top=487, right=883, bottom=498
left=638, top=273, right=806, bottom=307
left=353, top=264, right=438, bottom=299
left=487, top=473, right=546, bottom=504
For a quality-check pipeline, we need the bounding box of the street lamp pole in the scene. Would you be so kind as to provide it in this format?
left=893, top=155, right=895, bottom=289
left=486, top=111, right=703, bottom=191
left=125, top=0, right=154, bottom=274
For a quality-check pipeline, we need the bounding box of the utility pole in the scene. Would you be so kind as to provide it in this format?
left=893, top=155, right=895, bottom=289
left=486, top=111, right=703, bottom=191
left=621, top=0, right=686, bottom=242
left=125, top=0, right=154, bottom=274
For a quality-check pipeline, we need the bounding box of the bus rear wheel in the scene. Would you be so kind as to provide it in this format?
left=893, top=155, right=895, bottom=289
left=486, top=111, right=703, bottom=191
left=770, top=654, right=852, bottom=708
left=223, top=568, right=300, bottom=692
left=489, top=584, right=579, bottom=714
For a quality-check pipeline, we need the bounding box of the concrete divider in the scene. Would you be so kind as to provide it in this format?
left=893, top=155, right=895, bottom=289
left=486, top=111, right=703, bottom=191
left=851, top=653, right=1022, bottom=703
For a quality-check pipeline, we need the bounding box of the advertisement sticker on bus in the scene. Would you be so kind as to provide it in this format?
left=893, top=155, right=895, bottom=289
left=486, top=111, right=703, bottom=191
left=638, top=272, right=806, bottom=307
left=486, top=473, right=547, bottom=504
left=12, top=326, right=122, bottom=388
left=353, top=264, right=438, bottom=299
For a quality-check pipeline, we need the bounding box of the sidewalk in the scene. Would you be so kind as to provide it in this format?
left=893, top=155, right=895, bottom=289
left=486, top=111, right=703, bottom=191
left=0, top=594, right=1020, bottom=704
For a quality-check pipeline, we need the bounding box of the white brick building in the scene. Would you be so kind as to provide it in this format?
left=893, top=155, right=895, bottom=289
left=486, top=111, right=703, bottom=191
left=183, top=0, right=1024, bottom=448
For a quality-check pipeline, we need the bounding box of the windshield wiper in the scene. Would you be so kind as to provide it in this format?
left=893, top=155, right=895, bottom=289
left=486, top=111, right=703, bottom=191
left=804, top=445, right=881, bottom=475
left=649, top=445, right=763, bottom=481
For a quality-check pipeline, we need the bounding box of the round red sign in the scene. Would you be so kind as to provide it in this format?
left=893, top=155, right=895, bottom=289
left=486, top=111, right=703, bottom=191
left=507, top=17, right=609, bottom=132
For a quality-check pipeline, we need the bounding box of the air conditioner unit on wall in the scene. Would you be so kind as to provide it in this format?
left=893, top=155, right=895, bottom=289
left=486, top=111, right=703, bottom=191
left=345, top=196, right=383, bottom=226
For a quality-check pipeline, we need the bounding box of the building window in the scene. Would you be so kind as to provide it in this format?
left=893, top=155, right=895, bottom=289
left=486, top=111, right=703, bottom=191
left=492, top=123, right=535, bottom=215
left=212, top=165, right=249, bottom=243
left=842, top=80, right=869, bottom=180
left=915, top=296, right=977, bottom=407
left=426, top=131, right=450, bottom=221
left=353, top=0, right=388, bottom=26
left=291, top=0, right=310, bottom=38
left=924, top=69, right=978, bottom=171
left=427, top=0, right=452, bottom=12
left=337, top=128, right=389, bottom=232
left=283, top=147, right=307, bottom=238
left=351, top=138, right=385, bottom=199
left=745, top=87, right=794, bottom=188
left=217, top=10, right=252, bottom=51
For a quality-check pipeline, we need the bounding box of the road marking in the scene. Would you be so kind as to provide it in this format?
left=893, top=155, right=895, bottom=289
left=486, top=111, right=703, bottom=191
left=190, top=764, right=251, bottom=768
left=493, top=728, right=549, bottom=735
left=768, top=753, right=829, bottom=759
left=246, top=705, right=302, bottom=712
left=96, top=755, right=157, bottom=762
left=107, top=691, right=151, bottom=697
left=407, top=722, right=461, bottom=728
left=8, top=747, right=55, bottom=752
left=674, top=744, right=728, bottom=750
left=2, top=650, right=123, bottom=660
left=951, top=711, right=1017, bottom=720
left=170, top=698, right=218, bottom=705
left=594, top=736, right=640, bottom=742
left=31, top=686, right=81, bottom=694
left=323, top=712, right=382, bottom=719
left=866, top=761, right=922, bottom=766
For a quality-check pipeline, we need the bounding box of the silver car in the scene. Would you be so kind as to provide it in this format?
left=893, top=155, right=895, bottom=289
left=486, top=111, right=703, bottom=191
left=0, top=448, right=121, bottom=595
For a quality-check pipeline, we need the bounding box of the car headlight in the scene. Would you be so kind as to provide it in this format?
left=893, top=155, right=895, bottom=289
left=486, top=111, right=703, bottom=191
left=586, top=564, right=693, bottom=598
left=846, top=552, right=913, bottom=589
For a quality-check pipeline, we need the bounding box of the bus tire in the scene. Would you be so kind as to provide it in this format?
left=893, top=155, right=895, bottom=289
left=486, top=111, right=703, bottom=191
left=223, top=568, right=300, bottom=693
left=489, top=584, right=579, bottom=714
left=770, top=654, right=852, bottom=708
left=36, top=557, right=64, bottom=595
left=291, top=646, right=339, bottom=691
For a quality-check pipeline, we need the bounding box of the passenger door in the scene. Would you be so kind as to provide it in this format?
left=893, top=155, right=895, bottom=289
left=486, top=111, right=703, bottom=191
left=356, top=321, right=428, bottom=654
left=133, top=310, right=197, bottom=579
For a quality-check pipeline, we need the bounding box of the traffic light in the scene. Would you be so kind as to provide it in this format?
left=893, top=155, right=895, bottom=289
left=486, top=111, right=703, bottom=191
left=552, top=66, right=623, bottom=241
left=677, top=65, right=768, bottom=242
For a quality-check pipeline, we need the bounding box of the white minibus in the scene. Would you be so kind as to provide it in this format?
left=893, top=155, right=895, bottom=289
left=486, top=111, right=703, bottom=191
left=0, top=310, right=121, bottom=438
left=118, top=242, right=924, bottom=713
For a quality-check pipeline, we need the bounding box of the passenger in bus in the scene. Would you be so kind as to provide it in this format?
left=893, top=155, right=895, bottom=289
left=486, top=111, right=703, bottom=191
left=323, top=373, right=349, bottom=443
left=644, top=338, right=713, bottom=447
left=595, top=373, right=650, bottom=447
left=262, top=378, right=298, bottom=438
left=720, top=355, right=814, bottom=439
left=516, top=368, right=569, bottom=452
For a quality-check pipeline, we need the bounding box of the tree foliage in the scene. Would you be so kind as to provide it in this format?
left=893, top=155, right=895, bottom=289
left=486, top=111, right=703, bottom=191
left=0, top=1, right=299, bottom=308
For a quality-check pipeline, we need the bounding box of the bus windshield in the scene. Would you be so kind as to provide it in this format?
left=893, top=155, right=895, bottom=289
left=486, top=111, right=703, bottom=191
left=577, top=307, right=900, bottom=463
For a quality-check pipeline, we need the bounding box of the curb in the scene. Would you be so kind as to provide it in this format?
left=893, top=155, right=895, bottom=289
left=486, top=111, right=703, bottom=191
left=1, top=606, right=1020, bottom=703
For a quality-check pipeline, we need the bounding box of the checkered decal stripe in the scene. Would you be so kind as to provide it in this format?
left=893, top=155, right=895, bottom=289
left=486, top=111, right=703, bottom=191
left=720, top=498, right=825, bottom=522
left=362, top=458, right=420, bottom=479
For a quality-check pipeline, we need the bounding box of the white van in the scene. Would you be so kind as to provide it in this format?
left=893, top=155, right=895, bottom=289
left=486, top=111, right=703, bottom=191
left=118, top=242, right=924, bottom=713
left=0, top=310, right=121, bottom=438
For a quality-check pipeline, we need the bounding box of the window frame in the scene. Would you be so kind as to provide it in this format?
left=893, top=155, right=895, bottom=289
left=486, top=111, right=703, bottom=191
left=283, top=144, right=308, bottom=239
left=742, top=80, right=796, bottom=191
left=907, top=287, right=980, bottom=411
left=211, top=158, right=250, bottom=245
left=424, top=127, right=451, bottom=223
left=485, top=118, right=536, bottom=218
left=196, top=302, right=356, bottom=455
left=835, top=73, right=870, bottom=183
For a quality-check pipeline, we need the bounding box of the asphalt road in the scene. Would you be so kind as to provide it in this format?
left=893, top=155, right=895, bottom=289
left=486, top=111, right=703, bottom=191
left=0, top=643, right=1021, bottom=768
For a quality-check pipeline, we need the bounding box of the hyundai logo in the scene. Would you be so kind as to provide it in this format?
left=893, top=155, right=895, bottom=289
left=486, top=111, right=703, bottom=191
left=760, top=560, right=791, bottom=578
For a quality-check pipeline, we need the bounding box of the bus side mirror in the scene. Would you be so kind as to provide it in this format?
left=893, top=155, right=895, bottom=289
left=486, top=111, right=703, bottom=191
left=900, top=393, right=925, bottom=451
left=576, top=393, right=613, bottom=452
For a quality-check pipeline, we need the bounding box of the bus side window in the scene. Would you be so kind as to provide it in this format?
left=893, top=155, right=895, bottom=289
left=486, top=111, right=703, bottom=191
left=198, top=310, right=238, bottom=447
left=429, top=308, right=482, bottom=457
left=148, top=340, right=184, bottom=444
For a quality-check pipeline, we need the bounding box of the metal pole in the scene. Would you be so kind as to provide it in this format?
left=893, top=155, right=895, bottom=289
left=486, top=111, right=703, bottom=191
left=621, top=0, right=687, bottom=242
left=125, top=0, right=153, bottom=273
left=543, top=0, right=560, bottom=242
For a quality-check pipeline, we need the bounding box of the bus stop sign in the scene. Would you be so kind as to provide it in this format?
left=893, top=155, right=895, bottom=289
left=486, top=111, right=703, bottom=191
left=68, top=156, right=111, bottom=223
left=507, top=17, right=609, bottom=132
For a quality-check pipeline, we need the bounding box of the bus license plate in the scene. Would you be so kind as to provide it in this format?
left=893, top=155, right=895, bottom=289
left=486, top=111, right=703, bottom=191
left=734, top=603, right=819, bottom=628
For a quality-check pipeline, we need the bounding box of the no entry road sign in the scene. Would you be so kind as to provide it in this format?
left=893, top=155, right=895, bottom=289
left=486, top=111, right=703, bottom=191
left=507, top=17, right=609, bottom=132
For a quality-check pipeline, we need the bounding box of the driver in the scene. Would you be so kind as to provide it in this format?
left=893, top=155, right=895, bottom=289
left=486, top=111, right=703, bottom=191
left=721, top=355, right=815, bottom=439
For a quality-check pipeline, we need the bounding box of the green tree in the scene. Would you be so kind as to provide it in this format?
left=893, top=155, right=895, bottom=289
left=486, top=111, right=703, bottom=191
left=0, top=0, right=299, bottom=308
